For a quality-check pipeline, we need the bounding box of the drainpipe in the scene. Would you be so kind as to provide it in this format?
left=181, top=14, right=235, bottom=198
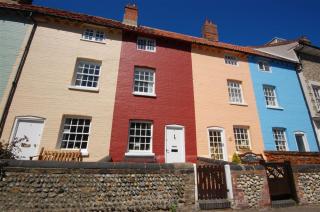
left=295, top=54, right=320, bottom=152
left=0, top=11, right=37, bottom=137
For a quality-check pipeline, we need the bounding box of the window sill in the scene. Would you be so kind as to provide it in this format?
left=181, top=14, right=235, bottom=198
left=229, top=102, right=248, bottom=107
left=266, top=106, right=284, bottom=110
left=259, top=69, right=272, bottom=73
left=80, top=38, right=106, bottom=44
left=132, top=92, right=156, bottom=98
left=137, top=48, right=156, bottom=53
left=68, top=85, right=99, bottom=93
left=125, top=152, right=155, bottom=157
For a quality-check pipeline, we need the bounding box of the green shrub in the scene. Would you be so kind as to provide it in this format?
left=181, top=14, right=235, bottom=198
left=0, top=136, right=28, bottom=159
left=232, top=153, right=241, bottom=164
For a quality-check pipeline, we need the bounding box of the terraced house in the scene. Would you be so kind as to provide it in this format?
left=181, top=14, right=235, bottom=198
left=0, top=0, right=34, bottom=131
left=256, top=38, right=320, bottom=148
left=0, top=1, right=123, bottom=161
left=247, top=52, right=318, bottom=153
left=0, top=0, right=319, bottom=163
left=192, top=21, right=265, bottom=161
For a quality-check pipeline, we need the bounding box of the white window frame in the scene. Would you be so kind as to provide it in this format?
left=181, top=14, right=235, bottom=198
left=224, top=55, right=238, bottom=66
left=258, top=61, right=271, bottom=72
left=69, top=59, right=102, bottom=92
left=233, top=126, right=251, bottom=151
left=294, top=131, right=310, bottom=152
left=81, top=28, right=106, bottom=43
left=311, top=83, right=320, bottom=111
left=227, top=80, right=245, bottom=105
left=125, top=120, right=154, bottom=156
left=137, top=37, right=156, bottom=52
left=132, top=67, right=156, bottom=96
left=272, top=128, right=289, bottom=151
left=59, top=116, right=92, bottom=156
left=207, top=127, right=227, bottom=161
left=263, top=85, right=281, bottom=108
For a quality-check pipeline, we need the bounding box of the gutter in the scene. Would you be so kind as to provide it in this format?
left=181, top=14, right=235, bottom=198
left=0, top=11, right=37, bottom=137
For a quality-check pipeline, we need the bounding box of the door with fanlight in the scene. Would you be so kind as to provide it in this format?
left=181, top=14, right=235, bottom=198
left=208, top=127, right=227, bottom=161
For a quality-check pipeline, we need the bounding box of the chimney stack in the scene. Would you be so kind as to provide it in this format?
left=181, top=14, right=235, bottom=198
left=202, top=19, right=218, bottom=42
left=123, top=4, right=138, bottom=26
left=0, top=0, right=32, bottom=4
left=299, top=36, right=311, bottom=45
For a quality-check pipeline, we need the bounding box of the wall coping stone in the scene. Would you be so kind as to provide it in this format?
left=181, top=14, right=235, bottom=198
left=197, top=157, right=231, bottom=165
left=230, top=164, right=265, bottom=171
left=292, top=164, right=320, bottom=173
left=0, top=160, right=194, bottom=174
left=264, top=151, right=320, bottom=156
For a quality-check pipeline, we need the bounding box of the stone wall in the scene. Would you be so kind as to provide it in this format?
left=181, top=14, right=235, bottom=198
left=0, top=160, right=195, bottom=211
left=230, top=165, right=271, bottom=209
left=299, top=53, right=320, bottom=118
left=293, top=164, right=320, bottom=205
left=264, top=151, right=320, bottom=165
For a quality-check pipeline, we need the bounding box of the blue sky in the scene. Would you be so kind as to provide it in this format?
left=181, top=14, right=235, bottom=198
left=33, top=0, right=320, bottom=46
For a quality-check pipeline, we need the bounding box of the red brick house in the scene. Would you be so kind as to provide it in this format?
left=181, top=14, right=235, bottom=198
left=109, top=5, right=197, bottom=163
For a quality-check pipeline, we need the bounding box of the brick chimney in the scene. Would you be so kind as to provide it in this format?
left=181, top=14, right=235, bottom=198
left=0, top=0, right=32, bottom=4
left=202, top=19, right=218, bottom=42
left=123, top=3, right=138, bottom=26
left=299, top=36, right=311, bottom=45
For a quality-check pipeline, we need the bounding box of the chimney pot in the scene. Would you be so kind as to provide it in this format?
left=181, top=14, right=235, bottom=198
left=202, top=19, right=218, bottom=42
left=123, top=3, right=138, bottom=26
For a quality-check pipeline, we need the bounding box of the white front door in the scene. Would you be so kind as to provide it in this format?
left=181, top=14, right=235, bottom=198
left=165, top=125, right=185, bottom=163
left=11, top=118, right=44, bottom=160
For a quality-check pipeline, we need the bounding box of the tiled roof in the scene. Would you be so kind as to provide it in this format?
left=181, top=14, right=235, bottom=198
left=0, top=2, right=296, bottom=63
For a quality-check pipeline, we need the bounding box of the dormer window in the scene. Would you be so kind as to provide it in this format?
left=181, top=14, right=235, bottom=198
left=82, top=29, right=105, bottom=43
left=258, top=61, right=270, bottom=72
left=137, top=37, right=156, bottom=52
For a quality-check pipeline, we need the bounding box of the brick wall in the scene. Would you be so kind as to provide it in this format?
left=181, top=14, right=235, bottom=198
left=0, top=160, right=195, bottom=211
left=264, top=151, right=320, bottom=165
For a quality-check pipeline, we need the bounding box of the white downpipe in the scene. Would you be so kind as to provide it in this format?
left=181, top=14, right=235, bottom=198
left=224, top=164, right=233, bottom=200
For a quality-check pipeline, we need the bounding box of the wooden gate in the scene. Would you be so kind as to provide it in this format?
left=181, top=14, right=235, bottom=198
left=263, top=161, right=296, bottom=201
left=197, top=164, right=228, bottom=200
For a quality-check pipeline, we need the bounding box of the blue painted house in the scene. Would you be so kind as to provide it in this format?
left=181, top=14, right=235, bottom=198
left=0, top=4, right=33, bottom=125
left=248, top=56, right=318, bottom=152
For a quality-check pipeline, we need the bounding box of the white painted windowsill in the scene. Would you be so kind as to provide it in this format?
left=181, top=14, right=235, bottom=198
left=68, top=85, right=99, bottom=93
left=266, top=106, right=284, bottom=110
left=229, top=102, right=248, bottom=107
left=80, top=38, right=106, bottom=44
left=125, top=152, right=155, bottom=157
left=132, top=92, right=156, bottom=98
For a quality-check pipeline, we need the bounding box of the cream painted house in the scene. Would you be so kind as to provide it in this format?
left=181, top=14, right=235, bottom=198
left=192, top=45, right=265, bottom=161
left=0, top=17, right=122, bottom=161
